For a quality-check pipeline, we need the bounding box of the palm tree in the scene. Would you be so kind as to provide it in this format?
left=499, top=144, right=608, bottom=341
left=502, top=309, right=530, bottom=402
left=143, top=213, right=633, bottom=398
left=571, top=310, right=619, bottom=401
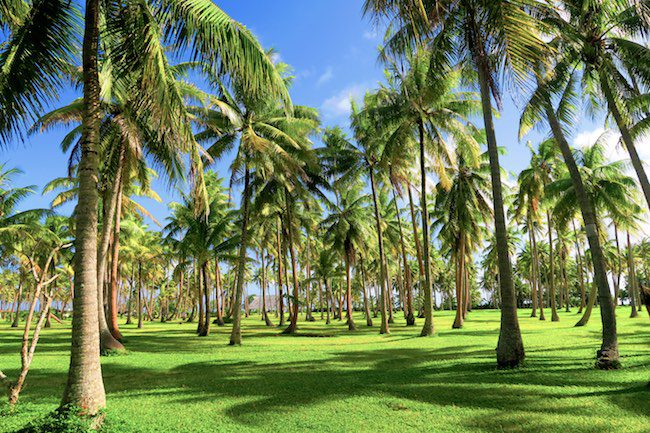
left=321, top=184, right=372, bottom=331
left=165, top=172, right=237, bottom=336
left=322, top=124, right=391, bottom=334
left=544, top=0, right=650, bottom=212
left=433, top=148, right=492, bottom=328
left=364, top=0, right=548, bottom=367
left=196, top=66, right=318, bottom=341
left=369, top=49, right=481, bottom=336
left=2, top=0, right=290, bottom=413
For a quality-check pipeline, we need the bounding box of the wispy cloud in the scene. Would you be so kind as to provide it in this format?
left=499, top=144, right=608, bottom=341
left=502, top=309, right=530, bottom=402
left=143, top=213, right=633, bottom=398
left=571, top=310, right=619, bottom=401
left=320, top=83, right=372, bottom=120
left=363, top=30, right=379, bottom=40
left=316, top=66, right=333, bottom=86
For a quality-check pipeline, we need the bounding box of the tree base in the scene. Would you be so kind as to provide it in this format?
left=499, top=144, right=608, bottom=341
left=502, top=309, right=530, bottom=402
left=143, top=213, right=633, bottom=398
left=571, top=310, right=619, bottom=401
left=595, top=348, right=621, bottom=370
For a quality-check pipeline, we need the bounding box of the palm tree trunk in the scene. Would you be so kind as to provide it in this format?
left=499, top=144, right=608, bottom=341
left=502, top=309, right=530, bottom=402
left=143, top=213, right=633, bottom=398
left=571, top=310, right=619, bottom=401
left=345, top=251, right=356, bottom=331
left=392, top=182, right=415, bottom=326
left=360, top=257, right=373, bottom=326
left=108, top=172, right=124, bottom=341
left=627, top=232, right=638, bottom=318
left=613, top=224, right=622, bottom=307
left=452, top=240, right=464, bottom=329
left=369, top=168, right=390, bottom=334
left=532, top=224, right=545, bottom=320
left=418, top=120, right=434, bottom=336
left=474, top=40, right=524, bottom=368
left=544, top=94, right=619, bottom=368
left=61, top=0, right=106, bottom=413
left=325, top=278, right=333, bottom=325
left=527, top=216, right=538, bottom=317
left=261, top=251, right=273, bottom=326
left=230, top=165, right=251, bottom=345
left=600, top=72, right=650, bottom=212
left=282, top=192, right=301, bottom=335
left=198, top=261, right=210, bottom=336
left=97, top=145, right=125, bottom=353
left=11, top=277, right=22, bottom=328
left=573, top=220, right=587, bottom=313
left=137, top=261, right=143, bottom=329
left=276, top=218, right=285, bottom=326
left=547, top=211, right=559, bottom=322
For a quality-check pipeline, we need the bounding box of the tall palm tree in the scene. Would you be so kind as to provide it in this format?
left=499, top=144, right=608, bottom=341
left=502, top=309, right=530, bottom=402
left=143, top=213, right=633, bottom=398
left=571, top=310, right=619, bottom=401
left=321, top=184, right=372, bottom=331
left=433, top=148, right=492, bottom=328
left=196, top=69, right=318, bottom=341
left=322, top=124, right=391, bottom=334
left=364, top=0, right=548, bottom=367
left=369, top=49, right=481, bottom=336
left=2, top=0, right=291, bottom=413
left=544, top=0, right=650, bottom=212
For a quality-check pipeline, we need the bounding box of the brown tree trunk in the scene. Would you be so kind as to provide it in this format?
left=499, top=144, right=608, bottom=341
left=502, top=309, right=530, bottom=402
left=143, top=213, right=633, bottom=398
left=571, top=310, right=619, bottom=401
left=544, top=92, right=619, bottom=368
left=230, top=165, right=251, bottom=345
left=369, top=168, right=390, bottom=334
left=473, top=34, right=524, bottom=367
left=418, top=120, right=434, bottom=336
left=345, top=251, right=356, bottom=331
left=627, top=232, right=639, bottom=318
left=108, top=175, right=124, bottom=340
left=547, top=211, right=559, bottom=322
left=61, top=0, right=106, bottom=413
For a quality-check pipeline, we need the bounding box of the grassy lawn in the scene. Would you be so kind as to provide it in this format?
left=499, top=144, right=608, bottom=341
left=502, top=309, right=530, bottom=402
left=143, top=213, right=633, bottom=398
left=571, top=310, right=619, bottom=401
left=0, top=309, right=648, bottom=432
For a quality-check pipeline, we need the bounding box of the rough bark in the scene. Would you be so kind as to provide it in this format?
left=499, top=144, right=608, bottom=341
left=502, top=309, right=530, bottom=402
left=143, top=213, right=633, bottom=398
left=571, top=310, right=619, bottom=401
left=60, top=0, right=107, bottom=413
left=230, top=165, right=251, bottom=345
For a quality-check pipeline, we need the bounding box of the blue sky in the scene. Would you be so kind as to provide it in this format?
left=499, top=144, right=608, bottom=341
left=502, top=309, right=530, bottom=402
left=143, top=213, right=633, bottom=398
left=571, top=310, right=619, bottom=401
left=2, top=0, right=624, bottom=228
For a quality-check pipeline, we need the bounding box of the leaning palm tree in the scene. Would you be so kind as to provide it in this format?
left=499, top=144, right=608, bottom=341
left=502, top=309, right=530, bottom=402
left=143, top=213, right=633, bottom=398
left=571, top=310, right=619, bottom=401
left=544, top=0, right=650, bottom=212
left=321, top=183, right=372, bottom=331
left=364, top=0, right=548, bottom=367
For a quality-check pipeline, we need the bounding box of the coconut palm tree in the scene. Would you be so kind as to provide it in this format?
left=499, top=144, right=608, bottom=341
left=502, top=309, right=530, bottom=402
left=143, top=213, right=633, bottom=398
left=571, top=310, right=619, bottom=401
left=322, top=122, right=392, bottom=334
left=368, top=49, right=481, bottom=336
left=433, top=148, right=492, bottom=328
left=321, top=183, right=372, bottom=331
left=542, top=0, right=650, bottom=212
left=364, top=0, right=548, bottom=367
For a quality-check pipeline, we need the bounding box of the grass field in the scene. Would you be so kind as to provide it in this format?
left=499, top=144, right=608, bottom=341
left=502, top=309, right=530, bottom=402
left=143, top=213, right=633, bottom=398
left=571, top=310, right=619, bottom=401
left=0, top=309, right=648, bottom=432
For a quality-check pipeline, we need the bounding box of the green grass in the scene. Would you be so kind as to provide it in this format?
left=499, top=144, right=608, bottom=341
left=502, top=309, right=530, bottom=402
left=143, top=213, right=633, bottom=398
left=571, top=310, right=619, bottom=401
left=1, top=309, right=648, bottom=432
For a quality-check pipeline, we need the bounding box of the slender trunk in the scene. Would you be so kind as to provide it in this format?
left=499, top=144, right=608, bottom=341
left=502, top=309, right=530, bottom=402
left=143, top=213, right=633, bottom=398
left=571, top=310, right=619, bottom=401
left=261, top=251, right=273, bottom=326
left=527, top=217, right=538, bottom=317
left=282, top=192, right=301, bottom=334
left=325, top=278, right=333, bottom=325
left=369, top=168, right=390, bottom=334
left=137, top=261, right=143, bottom=329
left=108, top=175, right=124, bottom=340
left=61, top=0, right=106, bottom=412
left=345, top=251, right=356, bottom=331
left=214, top=259, right=224, bottom=325
left=230, top=165, right=251, bottom=345
left=627, top=232, right=638, bottom=318
left=544, top=91, right=619, bottom=368
left=532, top=224, right=545, bottom=320
left=276, top=218, right=285, bottom=326
left=473, top=35, right=524, bottom=367
left=125, top=265, right=133, bottom=325
left=97, top=144, right=125, bottom=353
left=360, top=258, right=372, bottom=326
left=573, top=220, right=587, bottom=313
left=198, top=262, right=210, bottom=336
left=547, top=211, right=559, bottom=322
left=453, top=235, right=465, bottom=329
left=392, top=183, right=415, bottom=325
left=418, top=120, right=434, bottom=336
left=11, top=278, right=23, bottom=328
left=613, top=224, right=621, bottom=307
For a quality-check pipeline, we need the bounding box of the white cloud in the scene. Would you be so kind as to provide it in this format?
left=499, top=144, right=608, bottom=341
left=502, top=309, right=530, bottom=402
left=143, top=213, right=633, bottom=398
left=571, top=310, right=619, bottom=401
left=363, top=30, right=379, bottom=40
left=316, top=66, right=333, bottom=86
left=320, top=83, right=372, bottom=119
